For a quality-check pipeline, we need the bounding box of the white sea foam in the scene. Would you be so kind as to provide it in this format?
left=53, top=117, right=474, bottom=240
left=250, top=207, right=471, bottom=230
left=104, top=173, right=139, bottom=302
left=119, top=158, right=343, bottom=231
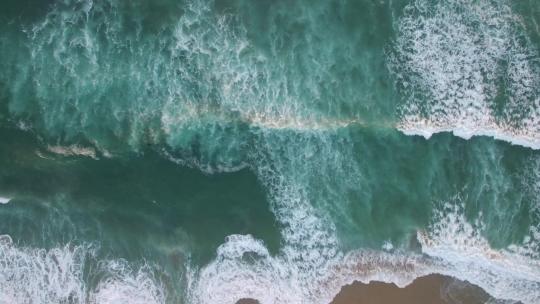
left=47, top=145, right=98, bottom=159
left=187, top=215, right=540, bottom=304
left=399, top=123, right=540, bottom=150
left=17, top=0, right=379, bottom=160
left=4, top=1, right=539, bottom=303
left=0, top=235, right=89, bottom=304
left=184, top=121, right=540, bottom=304
left=188, top=130, right=350, bottom=303
left=90, top=261, right=166, bottom=304
left=0, top=197, right=10, bottom=204
left=417, top=202, right=540, bottom=303
left=187, top=235, right=303, bottom=304
left=391, top=0, right=540, bottom=149
left=516, top=158, right=540, bottom=259
left=159, top=91, right=363, bottom=135
left=0, top=235, right=165, bottom=304
left=188, top=192, right=540, bottom=304
left=345, top=198, right=540, bottom=303
left=352, top=196, right=540, bottom=303
left=169, top=127, right=540, bottom=304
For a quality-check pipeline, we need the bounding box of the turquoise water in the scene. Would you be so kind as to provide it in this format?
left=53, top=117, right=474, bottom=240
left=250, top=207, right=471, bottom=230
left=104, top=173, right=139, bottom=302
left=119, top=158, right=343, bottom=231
left=0, top=0, right=539, bottom=303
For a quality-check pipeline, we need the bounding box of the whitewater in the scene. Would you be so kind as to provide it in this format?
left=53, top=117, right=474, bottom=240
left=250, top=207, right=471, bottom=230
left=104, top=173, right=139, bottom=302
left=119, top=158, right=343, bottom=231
left=0, top=0, right=539, bottom=303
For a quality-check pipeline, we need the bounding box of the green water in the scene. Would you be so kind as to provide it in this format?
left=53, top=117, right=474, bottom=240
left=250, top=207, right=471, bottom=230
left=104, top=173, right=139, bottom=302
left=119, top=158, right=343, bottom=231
left=0, top=0, right=539, bottom=303
left=0, top=126, right=281, bottom=262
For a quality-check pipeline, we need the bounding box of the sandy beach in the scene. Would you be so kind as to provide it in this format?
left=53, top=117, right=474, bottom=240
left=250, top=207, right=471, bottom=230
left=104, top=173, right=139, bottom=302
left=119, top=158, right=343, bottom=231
left=331, top=274, right=493, bottom=304
left=237, top=274, right=494, bottom=304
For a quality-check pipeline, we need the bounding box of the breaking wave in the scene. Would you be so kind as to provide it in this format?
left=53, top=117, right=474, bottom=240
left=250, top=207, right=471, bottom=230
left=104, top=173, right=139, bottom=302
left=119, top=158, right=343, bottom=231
left=390, top=0, right=540, bottom=149
left=0, top=0, right=539, bottom=303
left=0, top=235, right=166, bottom=304
left=186, top=193, right=540, bottom=304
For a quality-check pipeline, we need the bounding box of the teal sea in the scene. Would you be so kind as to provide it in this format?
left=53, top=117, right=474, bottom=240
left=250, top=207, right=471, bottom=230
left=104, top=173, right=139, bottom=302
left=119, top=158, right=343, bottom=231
left=0, top=0, right=539, bottom=303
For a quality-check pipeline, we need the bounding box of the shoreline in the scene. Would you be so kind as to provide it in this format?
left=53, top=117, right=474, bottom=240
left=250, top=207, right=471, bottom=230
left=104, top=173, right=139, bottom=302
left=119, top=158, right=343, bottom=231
left=331, top=274, right=494, bottom=304
left=237, top=274, right=496, bottom=304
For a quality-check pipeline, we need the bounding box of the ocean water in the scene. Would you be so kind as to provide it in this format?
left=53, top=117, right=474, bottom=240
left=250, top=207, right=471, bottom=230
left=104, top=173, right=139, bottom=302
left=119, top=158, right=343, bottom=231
left=0, top=0, right=539, bottom=303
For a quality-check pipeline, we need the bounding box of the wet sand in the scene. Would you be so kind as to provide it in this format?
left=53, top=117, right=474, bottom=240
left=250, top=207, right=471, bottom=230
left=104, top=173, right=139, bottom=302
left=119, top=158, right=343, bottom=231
left=331, top=274, right=493, bottom=304
left=236, top=274, right=496, bottom=304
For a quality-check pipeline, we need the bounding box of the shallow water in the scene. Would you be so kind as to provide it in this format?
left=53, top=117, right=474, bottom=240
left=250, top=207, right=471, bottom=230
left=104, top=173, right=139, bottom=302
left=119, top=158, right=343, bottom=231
left=0, top=0, right=539, bottom=303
